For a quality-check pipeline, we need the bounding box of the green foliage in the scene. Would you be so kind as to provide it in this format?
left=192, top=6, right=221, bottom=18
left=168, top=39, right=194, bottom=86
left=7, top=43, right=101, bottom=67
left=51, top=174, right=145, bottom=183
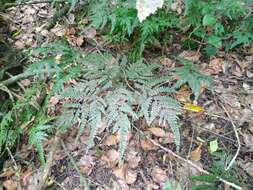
left=189, top=151, right=242, bottom=190
left=28, top=124, right=51, bottom=166
left=0, top=82, right=46, bottom=156
left=47, top=47, right=183, bottom=161
left=171, top=57, right=212, bottom=98
left=183, top=0, right=253, bottom=54
left=22, top=40, right=213, bottom=163
left=85, top=0, right=253, bottom=59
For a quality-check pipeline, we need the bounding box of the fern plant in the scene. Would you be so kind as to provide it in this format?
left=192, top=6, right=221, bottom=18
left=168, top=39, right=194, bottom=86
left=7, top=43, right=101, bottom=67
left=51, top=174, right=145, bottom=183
left=171, top=57, right=212, bottom=99
left=26, top=42, right=212, bottom=163
left=52, top=51, right=182, bottom=161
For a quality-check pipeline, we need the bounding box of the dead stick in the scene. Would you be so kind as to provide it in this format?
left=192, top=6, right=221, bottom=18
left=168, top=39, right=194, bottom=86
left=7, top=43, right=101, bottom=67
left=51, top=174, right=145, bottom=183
left=220, top=103, right=241, bottom=171
left=133, top=126, right=242, bottom=190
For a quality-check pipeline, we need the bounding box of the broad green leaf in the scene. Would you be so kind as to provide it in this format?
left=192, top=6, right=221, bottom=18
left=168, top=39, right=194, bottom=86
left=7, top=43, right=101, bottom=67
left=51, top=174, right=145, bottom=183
left=203, top=14, right=217, bottom=26
left=164, top=181, right=173, bottom=190
left=209, top=139, right=218, bottom=154
left=207, top=35, right=222, bottom=48
left=136, top=0, right=164, bottom=22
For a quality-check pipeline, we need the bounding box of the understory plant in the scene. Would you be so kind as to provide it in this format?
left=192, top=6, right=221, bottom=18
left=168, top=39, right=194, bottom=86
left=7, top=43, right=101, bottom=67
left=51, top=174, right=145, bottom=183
left=24, top=41, right=211, bottom=163
left=84, top=0, right=253, bottom=59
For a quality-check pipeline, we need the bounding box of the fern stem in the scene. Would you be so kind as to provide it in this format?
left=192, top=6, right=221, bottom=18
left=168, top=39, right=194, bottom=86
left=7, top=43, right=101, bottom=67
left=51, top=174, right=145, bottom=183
left=36, top=132, right=60, bottom=190
left=1, top=69, right=57, bottom=86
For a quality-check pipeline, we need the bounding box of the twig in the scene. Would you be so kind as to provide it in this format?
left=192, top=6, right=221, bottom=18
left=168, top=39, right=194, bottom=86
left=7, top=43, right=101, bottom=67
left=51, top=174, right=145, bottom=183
left=220, top=103, right=241, bottom=171
left=6, top=147, right=18, bottom=170
left=36, top=132, right=61, bottom=190
left=133, top=126, right=242, bottom=190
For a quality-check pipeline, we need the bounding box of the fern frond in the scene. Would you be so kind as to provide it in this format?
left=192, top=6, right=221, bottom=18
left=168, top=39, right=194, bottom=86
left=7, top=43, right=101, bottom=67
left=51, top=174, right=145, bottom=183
left=28, top=124, right=52, bottom=167
left=171, top=57, right=212, bottom=98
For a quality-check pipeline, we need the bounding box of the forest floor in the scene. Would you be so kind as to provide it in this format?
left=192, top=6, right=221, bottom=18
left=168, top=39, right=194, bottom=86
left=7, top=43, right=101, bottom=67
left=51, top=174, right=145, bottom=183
left=1, top=3, right=253, bottom=190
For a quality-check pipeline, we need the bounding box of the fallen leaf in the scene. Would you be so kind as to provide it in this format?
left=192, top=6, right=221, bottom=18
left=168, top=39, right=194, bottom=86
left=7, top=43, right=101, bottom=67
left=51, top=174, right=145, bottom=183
left=140, top=139, right=158, bottom=151
left=125, top=149, right=141, bottom=169
left=104, top=134, right=119, bottom=146
left=159, top=132, right=174, bottom=144
left=20, top=79, right=31, bottom=87
left=148, top=127, right=166, bottom=137
left=0, top=168, right=15, bottom=178
left=183, top=103, right=204, bottom=112
left=151, top=167, right=168, bottom=184
left=189, top=144, right=202, bottom=161
left=101, top=149, right=119, bottom=167
left=174, top=86, right=192, bottom=103
left=242, top=133, right=253, bottom=148
left=14, top=40, right=25, bottom=49
left=241, top=162, right=253, bottom=176
left=209, top=139, right=218, bottom=154
left=49, top=96, right=59, bottom=105
left=160, top=57, right=175, bottom=67
left=179, top=50, right=201, bottom=62
left=50, top=25, right=66, bottom=37
left=77, top=155, right=95, bottom=175
left=84, top=28, right=97, bottom=39
left=76, top=36, right=84, bottom=47
left=3, top=179, right=17, bottom=190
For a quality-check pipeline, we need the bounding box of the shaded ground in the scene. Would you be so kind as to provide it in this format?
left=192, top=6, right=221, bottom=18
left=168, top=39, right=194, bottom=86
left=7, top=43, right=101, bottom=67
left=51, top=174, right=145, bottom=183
left=0, top=3, right=253, bottom=190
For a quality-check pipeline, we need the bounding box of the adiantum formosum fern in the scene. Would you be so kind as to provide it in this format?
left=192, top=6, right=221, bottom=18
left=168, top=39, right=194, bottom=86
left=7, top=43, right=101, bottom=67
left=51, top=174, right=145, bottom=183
left=27, top=42, right=212, bottom=163
left=54, top=51, right=184, bottom=161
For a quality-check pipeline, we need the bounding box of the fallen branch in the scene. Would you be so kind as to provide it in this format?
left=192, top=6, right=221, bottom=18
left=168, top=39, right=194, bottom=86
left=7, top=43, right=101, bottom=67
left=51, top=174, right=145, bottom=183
left=133, top=126, right=242, bottom=190
left=220, top=103, right=241, bottom=171
left=1, top=69, right=58, bottom=86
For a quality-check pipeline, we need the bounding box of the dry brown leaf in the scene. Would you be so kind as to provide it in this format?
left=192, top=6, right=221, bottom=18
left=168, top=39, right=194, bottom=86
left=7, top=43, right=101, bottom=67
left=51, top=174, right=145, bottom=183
left=140, top=139, right=158, bottom=151
left=3, top=179, right=17, bottom=190
left=104, top=134, right=119, bottom=146
left=14, top=40, right=25, bottom=49
left=84, top=28, right=97, bottom=39
left=242, top=133, right=253, bottom=148
left=151, top=167, right=168, bottom=184
left=78, top=155, right=94, bottom=175
left=174, top=86, right=192, bottom=103
left=179, top=50, right=201, bottom=62
left=125, top=149, right=141, bottom=169
left=177, top=161, right=203, bottom=181
left=20, top=169, right=33, bottom=187
left=101, top=149, right=119, bottom=167
left=113, top=164, right=137, bottom=185
left=189, top=144, right=202, bottom=161
left=242, top=162, right=253, bottom=176
left=159, top=132, right=174, bottom=144
left=159, top=57, right=175, bottom=67
left=0, top=168, right=15, bottom=178
left=49, top=96, right=59, bottom=106
left=76, top=36, right=84, bottom=47
left=50, top=25, right=66, bottom=37
left=148, top=127, right=166, bottom=137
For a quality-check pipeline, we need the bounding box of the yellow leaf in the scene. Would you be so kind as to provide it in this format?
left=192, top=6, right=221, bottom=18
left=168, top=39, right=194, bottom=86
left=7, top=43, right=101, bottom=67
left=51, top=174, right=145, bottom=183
left=189, top=144, right=202, bottom=161
left=183, top=103, right=204, bottom=112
